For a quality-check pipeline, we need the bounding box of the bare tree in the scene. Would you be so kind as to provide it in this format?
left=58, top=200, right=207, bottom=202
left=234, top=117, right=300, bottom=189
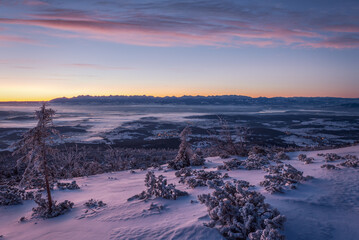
left=12, top=103, right=58, bottom=213
left=210, top=117, right=249, bottom=156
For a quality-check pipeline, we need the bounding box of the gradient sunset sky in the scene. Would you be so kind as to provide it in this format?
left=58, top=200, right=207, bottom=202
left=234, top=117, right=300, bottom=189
left=0, top=0, right=358, bottom=101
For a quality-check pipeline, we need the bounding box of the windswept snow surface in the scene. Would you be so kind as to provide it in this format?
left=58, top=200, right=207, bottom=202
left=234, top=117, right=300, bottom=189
left=1, top=146, right=359, bottom=240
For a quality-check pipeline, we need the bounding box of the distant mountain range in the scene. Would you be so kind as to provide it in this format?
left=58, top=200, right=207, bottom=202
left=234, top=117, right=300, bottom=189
left=49, top=95, right=359, bottom=107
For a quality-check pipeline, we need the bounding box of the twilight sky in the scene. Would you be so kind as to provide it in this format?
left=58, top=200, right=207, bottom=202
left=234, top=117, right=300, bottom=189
left=0, top=0, right=358, bottom=101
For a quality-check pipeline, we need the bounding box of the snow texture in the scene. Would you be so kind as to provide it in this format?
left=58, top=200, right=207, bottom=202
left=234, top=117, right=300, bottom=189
left=1, top=145, right=359, bottom=240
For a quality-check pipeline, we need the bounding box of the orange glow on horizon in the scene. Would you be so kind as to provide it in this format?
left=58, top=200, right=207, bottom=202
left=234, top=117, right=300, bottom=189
left=1, top=90, right=358, bottom=102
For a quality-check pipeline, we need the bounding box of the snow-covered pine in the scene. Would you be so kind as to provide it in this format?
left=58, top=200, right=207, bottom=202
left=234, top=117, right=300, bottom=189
left=168, top=127, right=204, bottom=170
left=128, top=171, right=188, bottom=201
left=198, top=180, right=286, bottom=240
left=11, top=103, right=59, bottom=213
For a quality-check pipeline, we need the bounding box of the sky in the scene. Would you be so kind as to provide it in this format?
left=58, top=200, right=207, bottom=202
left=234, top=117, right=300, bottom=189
left=0, top=0, right=358, bottom=101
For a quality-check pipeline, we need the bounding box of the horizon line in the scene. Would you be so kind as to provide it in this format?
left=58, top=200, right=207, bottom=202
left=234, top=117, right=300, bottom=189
left=1, top=94, right=359, bottom=103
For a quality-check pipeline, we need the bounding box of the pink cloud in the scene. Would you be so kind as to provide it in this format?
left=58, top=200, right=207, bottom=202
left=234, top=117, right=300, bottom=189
left=0, top=1, right=358, bottom=49
left=0, top=34, right=36, bottom=44
left=24, top=0, right=48, bottom=6
left=63, top=63, right=133, bottom=70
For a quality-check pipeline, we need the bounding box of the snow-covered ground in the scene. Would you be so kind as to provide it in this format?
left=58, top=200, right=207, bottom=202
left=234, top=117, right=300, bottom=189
left=1, top=145, right=359, bottom=240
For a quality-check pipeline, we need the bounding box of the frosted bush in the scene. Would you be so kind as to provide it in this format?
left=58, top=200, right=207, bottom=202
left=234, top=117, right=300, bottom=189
left=338, top=159, right=359, bottom=168
left=318, top=153, right=342, bottom=162
left=0, top=185, right=34, bottom=206
left=218, top=155, right=270, bottom=171
left=84, top=199, right=106, bottom=209
left=217, top=158, right=242, bottom=171
left=177, top=169, right=228, bottom=188
left=321, top=164, right=339, bottom=170
left=274, top=152, right=290, bottom=160
left=190, top=152, right=206, bottom=166
left=260, top=164, right=312, bottom=193
left=245, top=154, right=271, bottom=169
left=198, top=180, right=286, bottom=240
left=32, top=193, right=74, bottom=218
left=343, top=154, right=358, bottom=160
left=297, top=154, right=314, bottom=164
left=175, top=167, right=193, bottom=178
left=128, top=171, right=188, bottom=201
left=57, top=181, right=80, bottom=190
left=0, top=185, right=23, bottom=205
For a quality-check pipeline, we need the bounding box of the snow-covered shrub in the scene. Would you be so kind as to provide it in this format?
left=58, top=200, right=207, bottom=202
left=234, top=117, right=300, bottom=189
left=274, top=152, right=290, bottom=161
left=260, top=164, right=312, bottom=193
left=249, top=146, right=268, bottom=156
left=303, top=157, right=313, bottom=164
left=298, top=154, right=306, bottom=161
left=84, top=199, right=106, bottom=209
left=217, top=158, right=242, bottom=171
left=177, top=169, right=228, bottom=188
left=175, top=167, right=193, bottom=178
left=297, top=154, right=314, bottom=164
left=51, top=146, right=176, bottom=179
left=218, top=155, right=270, bottom=171
left=0, top=185, right=23, bottom=205
left=318, top=153, right=342, bottom=162
left=57, top=181, right=80, bottom=190
left=128, top=171, right=188, bottom=201
left=147, top=202, right=164, bottom=212
left=198, top=180, right=286, bottom=240
left=179, top=177, right=208, bottom=188
left=190, top=150, right=206, bottom=166
left=244, top=154, right=271, bottom=170
left=168, top=127, right=194, bottom=170
left=343, top=154, right=358, bottom=160
left=32, top=193, right=74, bottom=218
left=0, top=184, right=34, bottom=206
left=337, top=159, right=359, bottom=168
left=321, top=164, right=339, bottom=170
